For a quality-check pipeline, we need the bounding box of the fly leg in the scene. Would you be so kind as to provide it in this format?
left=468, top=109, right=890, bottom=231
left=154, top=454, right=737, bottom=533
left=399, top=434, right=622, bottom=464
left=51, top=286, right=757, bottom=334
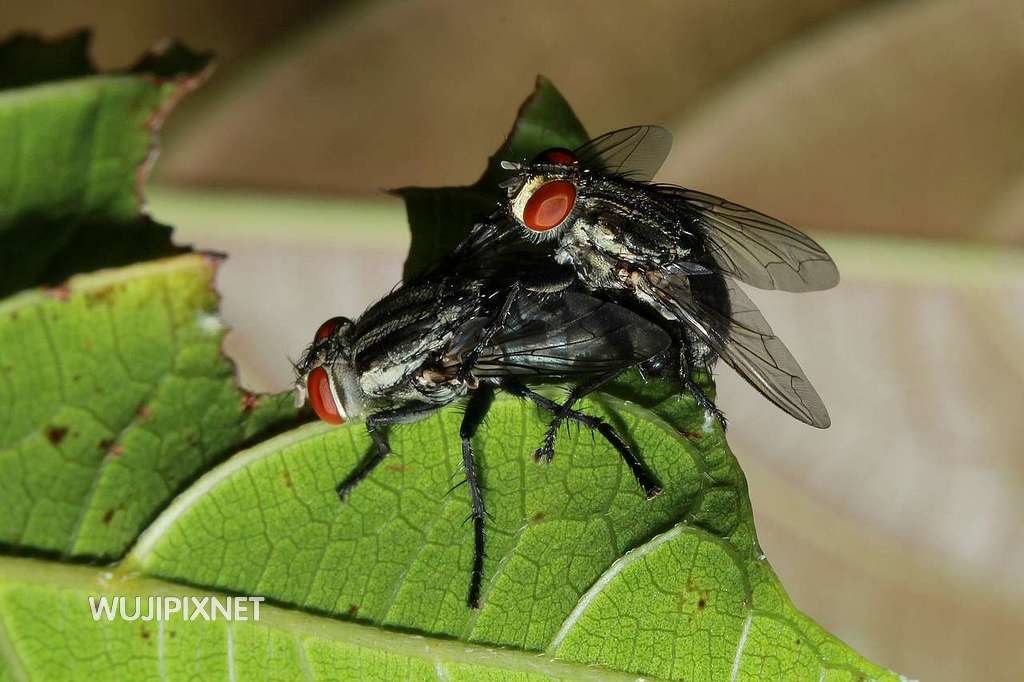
left=459, top=385, right=495, bottom=609
left=336, top=404, right=439, bottom=502
left=534, top=370, right=624, bottom=464
left=680, top=337, right=727, bottom=429
left=501, top=379, right=662, bottom=499
left=457, top=281, right=521, bottom=382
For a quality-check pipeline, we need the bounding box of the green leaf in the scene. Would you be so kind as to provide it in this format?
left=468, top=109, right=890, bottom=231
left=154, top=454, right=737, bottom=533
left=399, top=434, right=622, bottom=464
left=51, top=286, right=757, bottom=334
left=0, top=255, right=299, bottom=559
left=0, top=398, right=894, bottom=680
left=0, top=30, right=211, bottom=298
left=0, top=57, right=897, bottom=680
left=398, top=76, right=588, bottom=280
left=0, top=558, right=646, bottom=681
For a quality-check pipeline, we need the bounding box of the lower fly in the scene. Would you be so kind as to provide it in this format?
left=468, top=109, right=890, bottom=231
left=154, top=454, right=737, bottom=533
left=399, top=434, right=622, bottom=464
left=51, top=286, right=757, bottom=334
left=295, top=275, right=670, bottom=608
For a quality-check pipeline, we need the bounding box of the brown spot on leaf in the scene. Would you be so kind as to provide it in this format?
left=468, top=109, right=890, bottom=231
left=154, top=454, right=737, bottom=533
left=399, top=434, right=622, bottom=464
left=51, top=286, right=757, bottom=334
left=385, top=464, right=407, bottom=473
left=530, top=511, right=546, bottom=524
left=682, top=580, right=711, bottom=613
left=140, top=627, right=150, bottom=640
left=136, top=404, right=153, bottom=420
left=346, top=604, right=359, bottom=617
left=86, top=286, right=116, bottom=304
left=102, top=509, right=115, bottom=524
left=46, top=426, right=68, bottom=445
left=681, top=430, right=702, bottom=442
left=240, top=391, right=260, bottom=413
left=281, top=470, right=293, bottom=488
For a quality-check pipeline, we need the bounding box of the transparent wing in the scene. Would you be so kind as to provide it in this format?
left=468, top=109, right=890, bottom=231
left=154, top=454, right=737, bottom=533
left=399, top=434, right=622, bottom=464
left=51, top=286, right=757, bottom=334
left=650, top=267, right=830, bottom=427
left=473, top=290, right=670, bottom=377
left=574, top=125, right=673, bottom=182
left=661, top=187, right=839, bottom=292
left=421, top=218, right=529, bottom=279
left=439, top=218, right=576, bottom=291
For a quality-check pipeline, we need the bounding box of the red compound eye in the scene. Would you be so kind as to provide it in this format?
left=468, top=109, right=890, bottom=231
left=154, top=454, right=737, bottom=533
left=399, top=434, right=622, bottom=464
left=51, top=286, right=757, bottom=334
left=535, top=148, right=578, bottom=166
left=314, top=316, right=345, bottom=343
left=523, top=180, right=576, bottom=232
left=307, top=366, right=344, bottom=425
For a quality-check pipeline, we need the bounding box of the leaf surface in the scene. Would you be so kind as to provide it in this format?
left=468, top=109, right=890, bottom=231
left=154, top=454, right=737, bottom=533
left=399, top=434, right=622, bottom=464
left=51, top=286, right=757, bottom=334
left=2, top=395, right=893, bottom=680
left=0, top=44, right=896, bottom=679
left=0, top=255, right=298, bottom=559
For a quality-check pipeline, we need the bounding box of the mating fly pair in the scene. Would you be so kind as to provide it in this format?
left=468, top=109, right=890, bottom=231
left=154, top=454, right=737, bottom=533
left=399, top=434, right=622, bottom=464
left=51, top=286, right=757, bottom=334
left=294, top=272, right=670, bottom=608
left=295, top=124, right=839, bottom=608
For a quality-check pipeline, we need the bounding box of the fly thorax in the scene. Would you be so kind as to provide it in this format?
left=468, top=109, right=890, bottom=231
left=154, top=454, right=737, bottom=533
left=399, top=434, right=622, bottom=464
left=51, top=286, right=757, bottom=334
left=559, top=218, right=624, bottom=290
left=579, top=253, right=621, bottom=291
left=359, top=357, right=411, bottom=400
left=553, top=226, right=579, bottom=265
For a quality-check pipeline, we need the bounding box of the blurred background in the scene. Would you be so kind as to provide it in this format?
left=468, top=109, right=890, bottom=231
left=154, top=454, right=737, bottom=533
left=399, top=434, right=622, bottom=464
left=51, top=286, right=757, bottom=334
left=4, top=1, right=1022, bottom=679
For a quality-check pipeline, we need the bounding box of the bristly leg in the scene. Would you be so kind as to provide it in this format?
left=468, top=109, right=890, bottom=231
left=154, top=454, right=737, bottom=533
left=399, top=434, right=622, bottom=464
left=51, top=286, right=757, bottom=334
left=683, top=375, right=727, bottom=428
left=501, top=379, right=662, bottom=499
left=459, top=385, right=495, bottom=609
left=534, top=370, right=623, bottom=463
left=335, top=404, right=439, bottom=502
left=680, top=338, right=727, bottom=429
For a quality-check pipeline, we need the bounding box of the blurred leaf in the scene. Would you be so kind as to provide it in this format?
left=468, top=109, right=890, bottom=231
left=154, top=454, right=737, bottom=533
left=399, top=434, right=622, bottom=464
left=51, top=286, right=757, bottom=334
left=0, top=30, right=212, bottom=298
left=398, top=76, right=588, bottom=280
left=0, top=32, right=94, bottom=89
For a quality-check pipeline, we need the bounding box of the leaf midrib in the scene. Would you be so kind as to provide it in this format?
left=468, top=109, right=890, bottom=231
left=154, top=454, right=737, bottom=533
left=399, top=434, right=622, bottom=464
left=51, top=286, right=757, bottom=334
left=0, top=555, right=656, bottom=682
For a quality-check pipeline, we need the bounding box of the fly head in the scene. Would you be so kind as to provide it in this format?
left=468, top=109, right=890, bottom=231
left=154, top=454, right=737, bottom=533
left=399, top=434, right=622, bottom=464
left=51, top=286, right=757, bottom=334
left=502, top=147, right=583, bottom=241
left=294, top=315, right=367, bottom=425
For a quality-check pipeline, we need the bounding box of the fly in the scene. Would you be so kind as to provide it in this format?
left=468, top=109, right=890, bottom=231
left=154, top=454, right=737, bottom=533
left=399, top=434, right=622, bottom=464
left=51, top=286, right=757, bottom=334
left=294, top=273, right=671, bottom=608
left=484, top=125, right=838, bottom=429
